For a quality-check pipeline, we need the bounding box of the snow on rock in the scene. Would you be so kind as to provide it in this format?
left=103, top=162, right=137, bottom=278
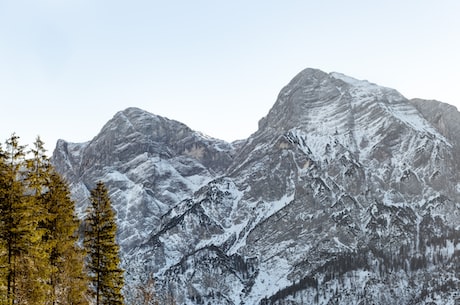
left=53, top=68, right=460, bottom=305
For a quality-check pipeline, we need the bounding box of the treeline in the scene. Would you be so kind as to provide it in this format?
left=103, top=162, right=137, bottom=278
left=261, top=251, right=369, bottom=305
left=262, top=233, right=460, bottom=305
left=0, top=135, right=124, bottom=305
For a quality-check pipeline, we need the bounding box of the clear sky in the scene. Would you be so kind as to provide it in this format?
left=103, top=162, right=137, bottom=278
left=1, top=0, right=459, bottom=152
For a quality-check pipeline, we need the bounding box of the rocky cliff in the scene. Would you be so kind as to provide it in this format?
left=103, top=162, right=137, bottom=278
left=53, top=68, right=460, bottom=305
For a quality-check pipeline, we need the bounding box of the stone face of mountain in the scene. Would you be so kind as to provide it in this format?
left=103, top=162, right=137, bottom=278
left=52, top=107, right=233, bottom=250
left=410, top=98, right=460, bottom=159
left=52, top=69, right=460, bottom=305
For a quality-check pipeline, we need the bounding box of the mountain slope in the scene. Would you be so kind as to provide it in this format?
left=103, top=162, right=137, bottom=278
left=52, top=69, right=460, bottom=305
left=52, top=107, right=233, bottom=250
left=410, top=98, right=460, bottom=161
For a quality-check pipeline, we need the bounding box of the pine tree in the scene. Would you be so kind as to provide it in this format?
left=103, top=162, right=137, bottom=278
left=0, top=134, right=26, bottom=305
left=0, top=143, right=8, bottom=302
left=26, top=137, right=89, bottom=304
left=22, top=136, right=54, bottom=303
left=44, top=172, right=89, bottom=305
left=0, top=134, right=33, bottom=305
left=84, top=181, right=124, bottom=305
left=0, top=135, right=91, bottom=304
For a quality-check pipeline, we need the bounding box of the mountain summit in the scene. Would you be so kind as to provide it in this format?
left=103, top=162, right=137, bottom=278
left=53, top=68, right=460, bottom=305
left=53, top=107, right=233, bottom=250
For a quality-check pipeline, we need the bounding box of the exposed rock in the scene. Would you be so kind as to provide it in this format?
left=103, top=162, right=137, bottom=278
left=53, top=69, right=460, bottom=305
left=52, top=107, right=233, bottom=250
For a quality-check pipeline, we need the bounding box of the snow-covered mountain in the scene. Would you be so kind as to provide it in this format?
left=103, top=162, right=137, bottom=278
left=52, top=107, right=233, bottom=250
left=52, top=68, right=460, bottom=305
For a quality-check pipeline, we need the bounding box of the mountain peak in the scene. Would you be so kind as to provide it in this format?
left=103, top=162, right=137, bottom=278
left=103, top=107, right=189, bottom=138
left=257, top=68, right=339, bottom=132
left=52, top=68, right=460, bottom=305
left=257, top=68, right=436, bottom=139
left=289, top=67, right=330, bottom=83
left=329, top=71, right=377, bottom=88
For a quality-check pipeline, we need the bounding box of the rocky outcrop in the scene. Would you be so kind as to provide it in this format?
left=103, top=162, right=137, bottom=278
left=53, top=69, right=460, bottom=305
left=411, top=98, right=460, bottom=164
left=52, top=107, right=233, bottom=250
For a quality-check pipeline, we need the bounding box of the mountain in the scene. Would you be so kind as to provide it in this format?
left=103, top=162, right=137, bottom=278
left=410, top=98, right=460, bottom=156
left=52, top=68, right=460, bottom=305
left=52, top=107, right=233, bottom=250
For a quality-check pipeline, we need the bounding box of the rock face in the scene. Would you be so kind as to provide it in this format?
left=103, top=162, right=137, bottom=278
left=410, top=98, right=460, bottom=161
left=52, top=68, right=460, bottom=305
left=52, top=107, right=233, bottom=250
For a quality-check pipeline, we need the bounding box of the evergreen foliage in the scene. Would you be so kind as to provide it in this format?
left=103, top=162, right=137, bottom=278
left=84, top=181, right=124, bottom=305
left=0, top=135, right=90, bottom=305
left=23, top=137, right=54, bottom=303
left=0, top=134, right=31, bottom=304
left=43, top=172, right=89, bottom=305
left=0, top=143, right=8, bottom=302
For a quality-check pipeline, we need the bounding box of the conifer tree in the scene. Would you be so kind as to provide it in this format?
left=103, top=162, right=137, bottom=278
left=22, top=136, right=54, bottom=303
left=0, top=135, right=90, bottom=304
left=0, top=134, right=26, bottom=304
left=44, top=172, right=89, bottom=305
left=0, top=143, right=8, bottom=301
left=25, top=137, right=88, bottom=304
left=84, top=181, right=124, bottom=305
left=0, top=134, right=32, bottom=305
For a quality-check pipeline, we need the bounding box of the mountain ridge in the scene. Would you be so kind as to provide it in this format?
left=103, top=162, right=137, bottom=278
left=52, top=68, right=460, bottom=305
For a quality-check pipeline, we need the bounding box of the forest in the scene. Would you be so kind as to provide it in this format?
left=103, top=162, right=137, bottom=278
left=0, top=135, right=147, bottom=305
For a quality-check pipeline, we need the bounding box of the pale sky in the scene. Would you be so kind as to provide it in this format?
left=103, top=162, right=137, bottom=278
left=1, top=0, right=459, bottom=152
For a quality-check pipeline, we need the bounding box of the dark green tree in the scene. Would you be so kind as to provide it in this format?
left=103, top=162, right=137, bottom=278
left=27, top=136, right=89, bottom=304
left=0, top=134, right=30, bottom=305
left=0, top=135, right=90, bottom=304
left=0, top=142, right=8, bottom=302
left=26, top=137, right=89, bottom=304
left=84, top=181, right=124, bottom=305
left=44, top=172, right=89, bottom=305
left=22, top=136, right=53, bottom=303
